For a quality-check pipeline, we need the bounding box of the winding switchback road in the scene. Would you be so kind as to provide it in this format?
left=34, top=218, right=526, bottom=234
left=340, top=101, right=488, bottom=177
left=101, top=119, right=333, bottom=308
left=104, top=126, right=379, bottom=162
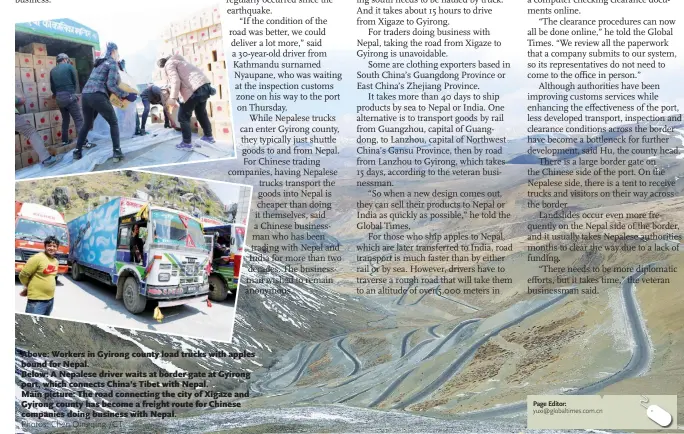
left=395, top=293, right=569, bottom=409
left=461, top=268, right=654, bottom=419
left=400, top=329, right=418, bottom=357
left=423, top=319, right=481, bottom=361
left=336, top=338, right=362, bottom=376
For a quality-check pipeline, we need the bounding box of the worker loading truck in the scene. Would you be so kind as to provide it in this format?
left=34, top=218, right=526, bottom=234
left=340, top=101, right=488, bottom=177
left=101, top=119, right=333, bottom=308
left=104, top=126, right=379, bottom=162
left=67, top=197, right=211, bottom=314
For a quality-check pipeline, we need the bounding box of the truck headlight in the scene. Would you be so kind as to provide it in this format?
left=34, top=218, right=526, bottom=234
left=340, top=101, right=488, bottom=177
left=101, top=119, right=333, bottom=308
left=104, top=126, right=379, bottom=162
left=15, top=254, right=22, bottom=261
left=158, top=273, right=171, bottom=282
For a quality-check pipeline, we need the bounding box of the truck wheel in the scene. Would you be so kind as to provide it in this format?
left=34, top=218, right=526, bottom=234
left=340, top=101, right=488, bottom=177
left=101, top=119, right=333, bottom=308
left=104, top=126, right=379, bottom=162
left=122, top=277, right=147, bottom=314
left=71, top=262, right=84, bottom=281
left=208, top=275, right=228, bottom=301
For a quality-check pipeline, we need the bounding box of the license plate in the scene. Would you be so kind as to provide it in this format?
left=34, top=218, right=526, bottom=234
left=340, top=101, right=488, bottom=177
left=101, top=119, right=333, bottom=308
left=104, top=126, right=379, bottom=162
left=186, top=286, right=197, bottom=293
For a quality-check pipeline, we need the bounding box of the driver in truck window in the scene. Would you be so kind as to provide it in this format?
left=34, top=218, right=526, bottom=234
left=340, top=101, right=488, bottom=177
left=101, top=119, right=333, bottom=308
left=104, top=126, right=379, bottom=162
left=129, top=224, right=144, bottom=264
left=212, top=235, right=230, bottom=265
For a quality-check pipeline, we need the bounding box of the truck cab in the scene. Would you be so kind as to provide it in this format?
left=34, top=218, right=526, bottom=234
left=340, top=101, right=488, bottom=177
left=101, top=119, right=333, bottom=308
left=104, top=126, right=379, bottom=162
left=203, top=222, right=246, bottom=301
left=69, top=198, right=211, bottom=314
left=15, top=201, right=69, bottom=275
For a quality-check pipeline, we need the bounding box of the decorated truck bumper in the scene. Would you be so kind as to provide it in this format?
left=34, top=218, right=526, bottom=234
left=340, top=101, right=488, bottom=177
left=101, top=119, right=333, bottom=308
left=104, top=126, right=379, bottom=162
left=146, top=282, right=210, bottom=299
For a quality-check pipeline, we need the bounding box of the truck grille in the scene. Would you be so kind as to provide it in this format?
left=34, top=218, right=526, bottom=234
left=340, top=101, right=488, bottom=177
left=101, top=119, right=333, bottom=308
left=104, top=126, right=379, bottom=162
left=20, top=250, right=67, bottom=263
left=182, top=260, right=200, bottom=276
left=22, top=251, right=38, bottom=261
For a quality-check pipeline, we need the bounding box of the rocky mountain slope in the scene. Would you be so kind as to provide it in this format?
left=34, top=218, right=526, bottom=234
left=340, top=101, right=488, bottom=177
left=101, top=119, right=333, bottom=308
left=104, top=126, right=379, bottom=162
left=15, top=171, right=229, bottom=221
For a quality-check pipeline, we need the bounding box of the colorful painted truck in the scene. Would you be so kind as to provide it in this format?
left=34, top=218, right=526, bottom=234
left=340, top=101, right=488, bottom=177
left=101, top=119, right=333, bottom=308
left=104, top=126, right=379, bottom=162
left=67, top=197, right=211, bottom=314
left=202, top=219, right=246, bottom=301
left=15, top=201, right=70, bottom=275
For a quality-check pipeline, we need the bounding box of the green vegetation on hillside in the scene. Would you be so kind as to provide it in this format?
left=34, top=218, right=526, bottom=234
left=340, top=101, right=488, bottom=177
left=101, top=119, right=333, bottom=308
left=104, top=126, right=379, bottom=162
left=15, top=171, right=228, bottom=222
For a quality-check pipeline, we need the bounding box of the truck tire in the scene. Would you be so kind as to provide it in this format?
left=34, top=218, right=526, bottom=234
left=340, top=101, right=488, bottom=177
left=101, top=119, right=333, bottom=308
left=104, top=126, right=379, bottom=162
left=208, top=275, right=228, bottom=302
left=122, top=276, right=147, bottom=314
left=71, top=262, right=84, bottom=281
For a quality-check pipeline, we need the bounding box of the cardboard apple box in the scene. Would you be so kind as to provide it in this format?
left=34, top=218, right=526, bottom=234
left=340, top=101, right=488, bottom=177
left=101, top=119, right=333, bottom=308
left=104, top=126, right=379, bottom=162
left=18, top=134, right=31, bottom=150
left=190, top=53, right=203, bottom=66
left=33, top=56, right=47, bottom=68
left=51, top=110, right=62, bottom=127
left=199, top=28, right=210, bottom=42
left=213, top=70, right=226, bottom=85
left=20, top=68, right=35, bottom=83
left=19, top=54, right=34, bottom=69
left=21, top=150, right=40, bottom=167
left=187, top=31, right=199, bottom=44
left=24, top=98, right=39, bottom=113
left=34, top=112, right=50, bottom=129
left=211, top=101, right=230, bottom=119
left=37, top=82, right=51, bottom=97
left=38, top=97, right=58, bottom=111
left=213, top=120, right=231, bottom=140
left=209, top=24, right=222, bottom=39
left=109, top=82, right=138, bottom=109
left=52, top=126, right=64, bottom=144
left=110, top=94, right=129, bottom=110
left=37, top=129, right=53, bottom=146
left=21, top=43, right=47, bottom=56
left=35, top=68, right=49, bottom=81
left=22, top=82, right=38, bottom=99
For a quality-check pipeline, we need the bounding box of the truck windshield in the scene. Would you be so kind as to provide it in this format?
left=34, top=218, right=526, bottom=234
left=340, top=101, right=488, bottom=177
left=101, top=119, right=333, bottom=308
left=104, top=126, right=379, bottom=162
left=15, top=219, right=68, bottom=245
left=151, top=210, right=208, bottom=251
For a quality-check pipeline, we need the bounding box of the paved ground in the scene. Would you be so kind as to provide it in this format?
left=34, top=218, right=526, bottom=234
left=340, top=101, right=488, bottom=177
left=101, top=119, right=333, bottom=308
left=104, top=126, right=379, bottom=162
left=15, top=274, right=236, bottom=342
left=96, top=130, right=234, bottom=171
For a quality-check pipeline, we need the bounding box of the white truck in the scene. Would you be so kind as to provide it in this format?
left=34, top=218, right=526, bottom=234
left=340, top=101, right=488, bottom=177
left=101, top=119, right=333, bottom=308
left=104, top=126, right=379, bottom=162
left=67, top=197, right=211, bottom=314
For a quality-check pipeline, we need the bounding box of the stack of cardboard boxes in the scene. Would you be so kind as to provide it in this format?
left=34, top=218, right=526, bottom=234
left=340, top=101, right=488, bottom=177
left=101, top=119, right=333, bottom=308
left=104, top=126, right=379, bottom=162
left=15, top=42, right=79, bottom=170
left=153, top=4, right=232, bottom=141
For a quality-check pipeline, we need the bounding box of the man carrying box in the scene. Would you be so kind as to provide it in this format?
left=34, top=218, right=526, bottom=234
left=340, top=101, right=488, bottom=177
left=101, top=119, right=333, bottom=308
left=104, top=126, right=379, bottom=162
left=15, top=96, right=61, bottom=168
left=135, top=84, right=173, bottom=135
left=74, top=42, right=137, bottom=162
left=158, top=54, right=216, bottom=150
left=50, top=53, right=85, bottom=147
